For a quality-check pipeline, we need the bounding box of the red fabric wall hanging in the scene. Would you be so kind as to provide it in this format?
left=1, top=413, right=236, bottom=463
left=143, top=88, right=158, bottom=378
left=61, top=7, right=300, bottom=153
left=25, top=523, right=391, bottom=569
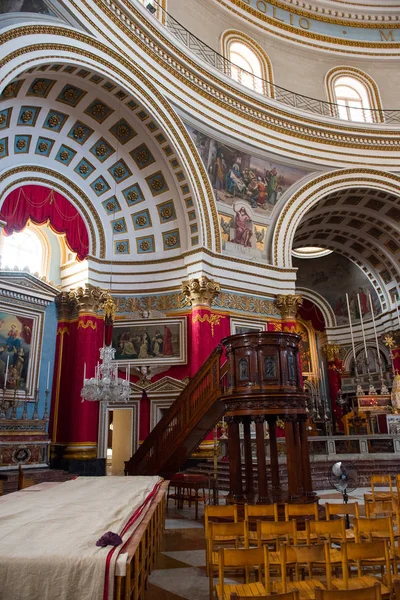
left=0, top=185, right=89, bottom=260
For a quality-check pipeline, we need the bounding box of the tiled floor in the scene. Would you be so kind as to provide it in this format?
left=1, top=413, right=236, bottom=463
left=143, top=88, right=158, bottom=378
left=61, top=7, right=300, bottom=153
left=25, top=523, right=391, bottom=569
left=146, top=487, right=387, bottom=599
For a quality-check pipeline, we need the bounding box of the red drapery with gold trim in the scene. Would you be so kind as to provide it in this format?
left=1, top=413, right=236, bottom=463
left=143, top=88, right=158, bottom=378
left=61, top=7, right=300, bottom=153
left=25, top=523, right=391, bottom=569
left=0, top=185, right=89, bottom=260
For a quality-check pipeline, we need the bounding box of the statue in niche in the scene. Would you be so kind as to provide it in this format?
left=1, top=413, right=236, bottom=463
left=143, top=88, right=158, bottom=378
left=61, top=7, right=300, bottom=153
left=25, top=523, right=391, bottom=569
left=287, top=353, right=296, bottom=381
left=238, top=357, right=249, bottom=381
left=264, top=355, right=277, bottom=378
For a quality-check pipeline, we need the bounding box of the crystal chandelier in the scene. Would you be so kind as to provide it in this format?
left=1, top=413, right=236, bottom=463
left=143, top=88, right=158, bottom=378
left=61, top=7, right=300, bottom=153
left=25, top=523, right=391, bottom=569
left=81, top=345, right=130, bottom=403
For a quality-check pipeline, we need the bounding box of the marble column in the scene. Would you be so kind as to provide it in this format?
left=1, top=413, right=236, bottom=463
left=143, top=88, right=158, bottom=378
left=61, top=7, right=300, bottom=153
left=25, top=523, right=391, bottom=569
left=50, top=285, right=106, bottom=474
left=182, top=276, right=226, bottom=444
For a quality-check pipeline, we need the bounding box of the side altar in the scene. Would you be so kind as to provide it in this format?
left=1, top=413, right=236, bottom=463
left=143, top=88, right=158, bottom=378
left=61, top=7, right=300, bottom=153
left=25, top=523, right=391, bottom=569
left=0, top=271, right=58, bottom=469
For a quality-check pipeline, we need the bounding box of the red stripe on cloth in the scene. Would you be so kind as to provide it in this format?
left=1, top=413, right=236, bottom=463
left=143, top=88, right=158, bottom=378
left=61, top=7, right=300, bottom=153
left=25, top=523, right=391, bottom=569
left=103, top=481, right=162, bottom=600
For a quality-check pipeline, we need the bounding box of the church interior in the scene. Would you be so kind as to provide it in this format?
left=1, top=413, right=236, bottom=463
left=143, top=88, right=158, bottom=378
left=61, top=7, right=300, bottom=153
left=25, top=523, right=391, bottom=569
left=2, top=0, right=400, bottom=598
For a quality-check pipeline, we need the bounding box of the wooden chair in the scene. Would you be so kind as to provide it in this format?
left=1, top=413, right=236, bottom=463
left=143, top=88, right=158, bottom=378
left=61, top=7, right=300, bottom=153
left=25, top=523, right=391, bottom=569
left=365, top=499, right=395, bottom=519
left=354, top=517, right=395, bottom=545
left=231, top=592, right=300, bottom=600
left=216, top=546, right=268, bottom=600
left=314, top=583, right=381, bottom=599
left=329, top=540, right=392, bottom=597
left=285, top=503, right=319, bottom=522
left=325, top=502, right=359, bottom=540
left=257, top=520, right=297, bottom=549
left=207, top=521, right=249, bottom=599
left=269, top=543, right=328, bottom=599
left=394, top=579, right=400, bottom=599
left=354, top=517, right=397, bottom=573
left=256, top=520, right=297, bottom=575
left=205, top=504, right=239, bottom=539
left=395, top=475, right=400, bottom=500
left=285, top=503, right=319, bottom=543
left=245, top=503, right=278, bottom=543
left=364, top=475, right=393, bottom=503
left=305, top=518, right=346, bottom=565
left=17, top=464, right=35, bottom=490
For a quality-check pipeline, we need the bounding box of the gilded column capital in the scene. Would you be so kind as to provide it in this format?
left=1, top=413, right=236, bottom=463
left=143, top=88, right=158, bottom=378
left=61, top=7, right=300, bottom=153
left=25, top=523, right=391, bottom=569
left=55, top=292, right=73, bottom=320
left=181, top=276, right=220, bottom=307
left=275, top=294, right=302, bottom=320
left=69, top=284, right=105, bottom=314
left=323, top=343, right=342, bottom=362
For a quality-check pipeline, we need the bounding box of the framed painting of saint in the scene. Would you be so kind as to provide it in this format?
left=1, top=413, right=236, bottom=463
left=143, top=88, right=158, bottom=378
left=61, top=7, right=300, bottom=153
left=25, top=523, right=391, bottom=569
left=0, top=307, right=40, bottom=397
left=112, top=318, right=187, bottom=365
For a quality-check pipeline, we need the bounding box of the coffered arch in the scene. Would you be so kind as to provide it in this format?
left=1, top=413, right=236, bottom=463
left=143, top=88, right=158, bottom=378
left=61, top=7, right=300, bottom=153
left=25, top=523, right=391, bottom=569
left=0, top=31, right=221, bottom=256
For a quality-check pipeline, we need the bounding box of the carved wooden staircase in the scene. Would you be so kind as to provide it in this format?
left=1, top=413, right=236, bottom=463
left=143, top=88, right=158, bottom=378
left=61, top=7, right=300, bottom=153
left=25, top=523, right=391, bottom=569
left=125, top=346, right=227, bottom=478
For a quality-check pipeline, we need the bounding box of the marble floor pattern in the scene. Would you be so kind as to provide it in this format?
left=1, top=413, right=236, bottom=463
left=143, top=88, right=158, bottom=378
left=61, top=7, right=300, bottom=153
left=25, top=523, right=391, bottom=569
left=146, top=487, right=385, bottom=599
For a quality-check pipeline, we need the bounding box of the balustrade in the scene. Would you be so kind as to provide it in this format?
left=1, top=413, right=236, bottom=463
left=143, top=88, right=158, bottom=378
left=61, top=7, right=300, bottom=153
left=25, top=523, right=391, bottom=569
left=130, top=0, right=397, bottom=124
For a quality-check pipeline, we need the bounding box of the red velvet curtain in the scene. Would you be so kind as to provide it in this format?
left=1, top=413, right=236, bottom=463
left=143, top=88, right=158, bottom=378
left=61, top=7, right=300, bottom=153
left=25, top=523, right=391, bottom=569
left=0, top=185, right=89, bottom=260
left=298, top=299, right=326, bottom=332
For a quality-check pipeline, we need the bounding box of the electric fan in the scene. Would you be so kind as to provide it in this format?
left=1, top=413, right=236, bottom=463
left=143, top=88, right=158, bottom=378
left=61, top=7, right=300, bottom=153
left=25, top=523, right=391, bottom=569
left=329, top=461, right=359, bottom=526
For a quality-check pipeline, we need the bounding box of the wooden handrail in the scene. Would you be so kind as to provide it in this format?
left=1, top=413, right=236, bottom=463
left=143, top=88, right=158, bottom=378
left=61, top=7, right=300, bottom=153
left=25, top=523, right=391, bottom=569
left=125, top=345, right=226, bottom=476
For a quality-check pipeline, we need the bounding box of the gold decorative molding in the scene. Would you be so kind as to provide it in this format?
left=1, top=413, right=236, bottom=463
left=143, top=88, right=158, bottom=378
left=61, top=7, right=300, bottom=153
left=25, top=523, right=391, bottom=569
left=3, top=26, right=400, bottom=177
left=182, top=276, right=221, bottom=307
left=71, top=284, right=106, bottom=314
left=192, top=313, right=225, bottom=336
left=323, top=343, right=342, bottom=362
left=275, top=294, right=302, bottom=319
left=77, top=319, right=97, bottom=330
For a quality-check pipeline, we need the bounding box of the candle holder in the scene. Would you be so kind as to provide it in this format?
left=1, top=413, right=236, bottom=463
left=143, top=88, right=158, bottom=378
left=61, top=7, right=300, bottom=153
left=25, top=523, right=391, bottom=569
left=0, top=387, right=6, bottom=419
left=32, top=388, right=39, bottom=420
left=21, top=388, right=28, bottom=420
left=11, top=384, right=18, bottom=420
left=43, top=388, right=50, bottom=420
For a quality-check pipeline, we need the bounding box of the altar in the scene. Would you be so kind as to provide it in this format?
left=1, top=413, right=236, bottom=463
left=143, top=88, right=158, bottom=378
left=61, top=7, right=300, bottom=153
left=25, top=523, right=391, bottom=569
left=0, top=476, right=167, bottom=600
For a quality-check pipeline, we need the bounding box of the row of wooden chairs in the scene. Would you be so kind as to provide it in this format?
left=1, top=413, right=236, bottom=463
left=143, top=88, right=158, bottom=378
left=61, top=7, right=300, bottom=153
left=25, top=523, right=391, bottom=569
left=230, top=584, right=384, bottom=599
left=215, top=540, right=397, bottom=599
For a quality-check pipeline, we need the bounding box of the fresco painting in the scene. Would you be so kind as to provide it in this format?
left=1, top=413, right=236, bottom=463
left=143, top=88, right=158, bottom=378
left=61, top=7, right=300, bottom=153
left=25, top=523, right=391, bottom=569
left=294, top=252, right=381, bottom=325
left=187, top=124, right=309, bottom=216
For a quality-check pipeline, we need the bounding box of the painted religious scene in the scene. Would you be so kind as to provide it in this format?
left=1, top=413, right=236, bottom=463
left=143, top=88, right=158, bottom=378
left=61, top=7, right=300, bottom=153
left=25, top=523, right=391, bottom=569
left=0, top=312, right=33, bottom=389
left=112, top=319, right=186, bottom=365
left=187, top=124, right=309, bottom=215
left=294, top=252, right=381, bottom=325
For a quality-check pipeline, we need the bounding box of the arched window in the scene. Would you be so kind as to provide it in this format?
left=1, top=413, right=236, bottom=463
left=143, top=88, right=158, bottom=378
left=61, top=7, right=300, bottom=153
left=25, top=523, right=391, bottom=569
left=326, top=67, right=383, bottom=123
left=229, top=42, right=264, bottom=94
left=334, top=76, right=371, bottom=122
left=222, top=31, right=274, bottom=97
left=1, top=228, right=43, bottom=274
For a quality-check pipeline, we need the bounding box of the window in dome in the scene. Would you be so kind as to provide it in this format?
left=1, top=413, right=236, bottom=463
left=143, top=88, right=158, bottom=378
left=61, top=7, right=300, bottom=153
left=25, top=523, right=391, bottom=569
left=1, top=227, right=46, bottom=275
left=229, top=42, right=264, bottom=94
left=326, top=67, right=383, bottom=124
left=334, top=77, right=372, bottom=123
left=222, top=32, right=274, bottom=96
